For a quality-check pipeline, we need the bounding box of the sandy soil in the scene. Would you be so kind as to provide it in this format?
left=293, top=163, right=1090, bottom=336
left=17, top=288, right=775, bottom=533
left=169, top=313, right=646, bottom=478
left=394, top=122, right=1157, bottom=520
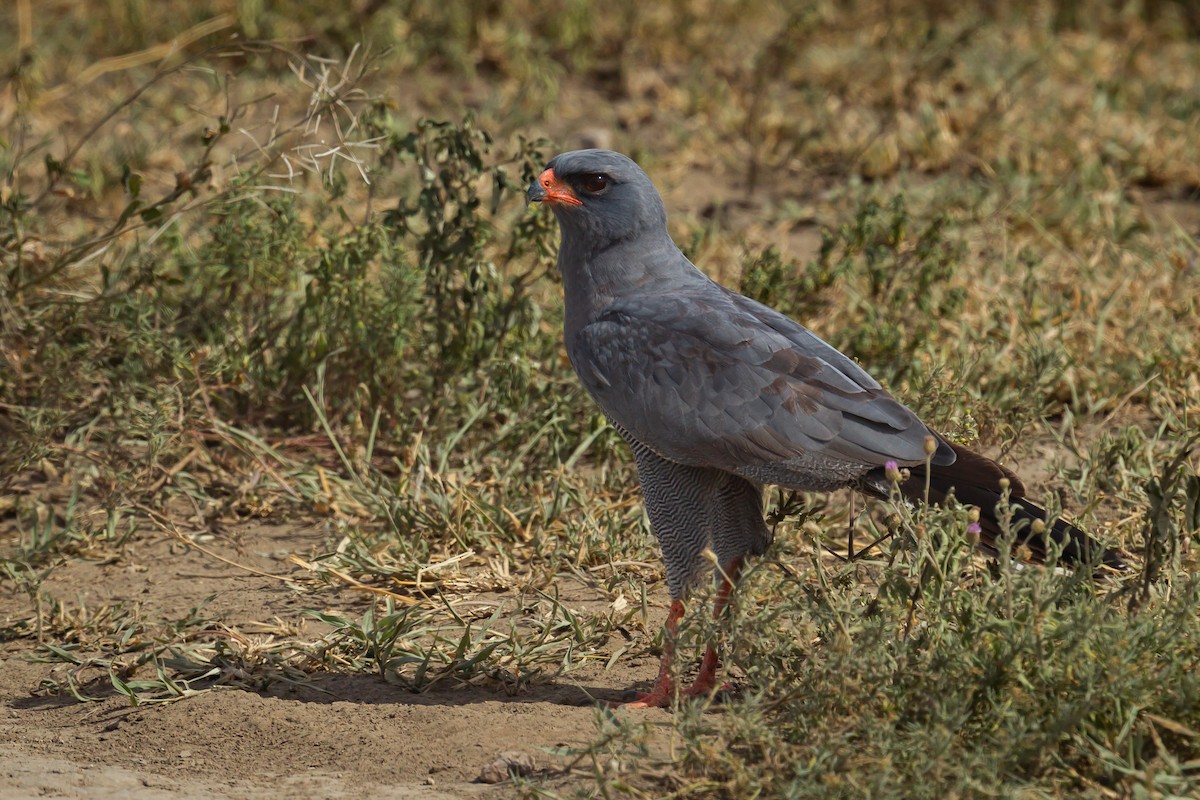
left=0, top=522, right=675, bottom=799
left=1, top=419, right=1142, bottom=799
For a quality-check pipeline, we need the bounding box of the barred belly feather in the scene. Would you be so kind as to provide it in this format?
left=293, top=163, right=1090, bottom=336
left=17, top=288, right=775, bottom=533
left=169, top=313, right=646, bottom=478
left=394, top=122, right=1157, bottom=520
left=615, top=421, right=771, bottom=599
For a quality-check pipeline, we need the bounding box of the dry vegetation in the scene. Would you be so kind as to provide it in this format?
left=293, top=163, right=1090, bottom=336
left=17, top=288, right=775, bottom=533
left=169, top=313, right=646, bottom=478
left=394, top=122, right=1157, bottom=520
left=2, top=1, right=1200, bottom=797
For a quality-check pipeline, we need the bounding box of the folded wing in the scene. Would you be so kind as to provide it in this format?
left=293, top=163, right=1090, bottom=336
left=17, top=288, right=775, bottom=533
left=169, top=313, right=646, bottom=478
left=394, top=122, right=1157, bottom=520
left=570, top=286, right=954, bottom=476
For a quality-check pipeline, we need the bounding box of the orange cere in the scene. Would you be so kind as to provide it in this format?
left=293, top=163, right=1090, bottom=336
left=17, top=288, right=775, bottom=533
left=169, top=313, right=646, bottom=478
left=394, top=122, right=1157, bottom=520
left=537, top=168, right=583, bottom=206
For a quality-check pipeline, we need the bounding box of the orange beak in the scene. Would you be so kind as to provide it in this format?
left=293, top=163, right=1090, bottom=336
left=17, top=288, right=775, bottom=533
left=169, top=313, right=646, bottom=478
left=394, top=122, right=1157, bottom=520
left=528, top=168, right=583, bottom=207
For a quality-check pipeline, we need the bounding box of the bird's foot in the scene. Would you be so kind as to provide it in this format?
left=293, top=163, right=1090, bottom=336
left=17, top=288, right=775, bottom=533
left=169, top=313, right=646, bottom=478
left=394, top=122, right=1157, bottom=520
left=612, top=678, right=734, bottom=709
left=682, top=677, right=734, bottom=699
left=677, top=643, right=732, bottom=699
left=615, top=686, right=674, bottom=709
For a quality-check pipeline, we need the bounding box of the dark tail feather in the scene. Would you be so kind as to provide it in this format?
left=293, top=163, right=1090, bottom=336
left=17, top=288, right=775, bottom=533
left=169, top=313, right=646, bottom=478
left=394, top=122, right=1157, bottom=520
left=893, top=442, right=1127, bottom=570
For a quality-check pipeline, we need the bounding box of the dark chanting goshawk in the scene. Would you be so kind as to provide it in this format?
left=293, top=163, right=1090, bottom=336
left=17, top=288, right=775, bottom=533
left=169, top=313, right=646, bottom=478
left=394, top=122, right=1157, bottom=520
left=528, top=149, right=1124, bottom=709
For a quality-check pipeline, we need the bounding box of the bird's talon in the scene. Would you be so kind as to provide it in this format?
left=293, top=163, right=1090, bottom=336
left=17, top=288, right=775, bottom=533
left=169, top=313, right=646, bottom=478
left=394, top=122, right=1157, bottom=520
left=683, top=680, right=735, bottom=699
left=612, top=689, right=673, bottom=709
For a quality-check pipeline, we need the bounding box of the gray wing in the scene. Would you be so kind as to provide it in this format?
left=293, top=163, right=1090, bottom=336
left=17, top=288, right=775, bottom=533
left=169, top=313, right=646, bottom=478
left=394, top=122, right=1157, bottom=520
left=569, top=287, right=948, bottom=474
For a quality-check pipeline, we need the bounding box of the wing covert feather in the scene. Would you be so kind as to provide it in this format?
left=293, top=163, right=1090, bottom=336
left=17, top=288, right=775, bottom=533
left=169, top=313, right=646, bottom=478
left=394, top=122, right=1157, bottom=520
left=569, top=289, right=938, bottom=473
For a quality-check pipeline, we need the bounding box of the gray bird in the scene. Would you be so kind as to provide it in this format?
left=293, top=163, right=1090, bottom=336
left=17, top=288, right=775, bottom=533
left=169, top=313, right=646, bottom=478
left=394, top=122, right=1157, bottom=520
left=528, top=149, right=1124, bottom=709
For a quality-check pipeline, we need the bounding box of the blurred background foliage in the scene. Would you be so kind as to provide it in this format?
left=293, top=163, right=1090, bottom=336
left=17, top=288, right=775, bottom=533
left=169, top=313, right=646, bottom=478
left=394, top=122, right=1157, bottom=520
left=1, top=2, right=1199, bottom=796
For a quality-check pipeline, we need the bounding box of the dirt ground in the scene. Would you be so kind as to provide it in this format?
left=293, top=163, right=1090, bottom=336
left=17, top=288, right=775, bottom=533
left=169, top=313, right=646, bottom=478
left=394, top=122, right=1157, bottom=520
left=1, top=411, right=1160, bottom=800
left=0, top=521, right=677, bottom=799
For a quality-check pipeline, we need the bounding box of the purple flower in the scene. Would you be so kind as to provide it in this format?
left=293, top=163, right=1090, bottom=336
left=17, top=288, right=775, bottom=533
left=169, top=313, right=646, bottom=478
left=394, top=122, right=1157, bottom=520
left=967, top=521, right=982, bottom=537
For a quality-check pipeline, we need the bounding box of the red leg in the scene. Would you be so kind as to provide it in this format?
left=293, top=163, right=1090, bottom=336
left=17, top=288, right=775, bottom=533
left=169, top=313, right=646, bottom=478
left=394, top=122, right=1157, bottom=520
left=683, top=557, right=743, bottom=698
left=618, top=599, right=685, bottom=709
left=618, top=558, right=745, bottom=709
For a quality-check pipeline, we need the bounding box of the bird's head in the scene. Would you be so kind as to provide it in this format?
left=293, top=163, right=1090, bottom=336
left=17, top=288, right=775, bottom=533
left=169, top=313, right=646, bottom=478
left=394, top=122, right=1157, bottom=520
left=528, top=149, right=668, bottom=253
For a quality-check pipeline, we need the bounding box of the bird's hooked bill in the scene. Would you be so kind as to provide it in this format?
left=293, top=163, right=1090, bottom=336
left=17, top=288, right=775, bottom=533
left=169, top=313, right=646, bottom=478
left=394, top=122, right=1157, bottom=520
left=527, top=168, right=583, bottom=206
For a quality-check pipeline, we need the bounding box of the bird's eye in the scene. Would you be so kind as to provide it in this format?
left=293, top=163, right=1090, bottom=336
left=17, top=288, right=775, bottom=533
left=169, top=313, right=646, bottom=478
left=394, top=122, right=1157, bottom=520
left=581, top=174, right=609, bottom=193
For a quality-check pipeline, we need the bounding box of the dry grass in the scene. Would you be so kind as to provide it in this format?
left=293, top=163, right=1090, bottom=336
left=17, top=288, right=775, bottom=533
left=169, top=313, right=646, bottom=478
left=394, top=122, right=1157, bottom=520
left=2, top=1, right=1200, bottom=797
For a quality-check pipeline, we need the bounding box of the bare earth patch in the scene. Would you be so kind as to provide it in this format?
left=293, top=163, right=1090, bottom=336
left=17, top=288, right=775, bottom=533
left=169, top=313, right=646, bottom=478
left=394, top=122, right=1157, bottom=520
left=0, top=521, right=676, bottom=798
